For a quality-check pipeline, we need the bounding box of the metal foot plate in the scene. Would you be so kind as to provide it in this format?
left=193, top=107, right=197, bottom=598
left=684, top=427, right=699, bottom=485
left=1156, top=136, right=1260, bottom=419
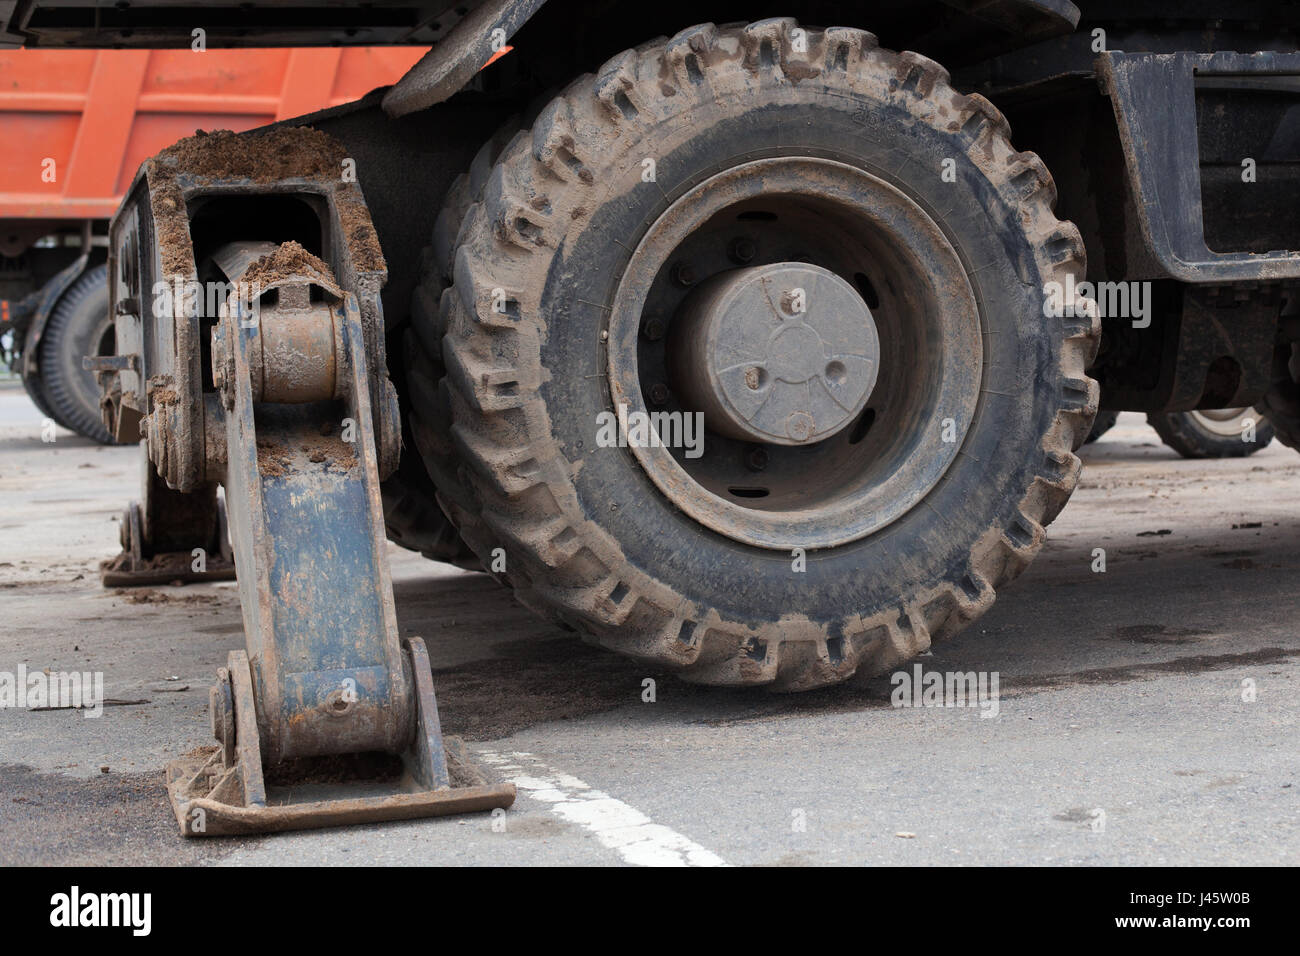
left=166, top=641, right=514, bottom=837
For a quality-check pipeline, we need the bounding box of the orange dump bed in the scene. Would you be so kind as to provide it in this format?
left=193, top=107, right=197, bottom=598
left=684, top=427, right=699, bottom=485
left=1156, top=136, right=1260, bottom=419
left=0, top=47, right=426, bottom=220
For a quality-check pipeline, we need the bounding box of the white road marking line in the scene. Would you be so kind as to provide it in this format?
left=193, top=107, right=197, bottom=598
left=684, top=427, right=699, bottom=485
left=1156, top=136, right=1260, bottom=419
left=479, top=750, right=728, bottom=867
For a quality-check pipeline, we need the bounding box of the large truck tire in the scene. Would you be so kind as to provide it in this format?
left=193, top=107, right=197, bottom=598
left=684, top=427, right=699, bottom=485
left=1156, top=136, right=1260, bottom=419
left=404, top=114, right=526, bottom=584
left=37, top=264, right=118, bottom=444
left=410, top=20, right=1099, bottom=689
left=1147, top=409, right=1273, bottom=459
left=381, top=280, right=482, bottom=567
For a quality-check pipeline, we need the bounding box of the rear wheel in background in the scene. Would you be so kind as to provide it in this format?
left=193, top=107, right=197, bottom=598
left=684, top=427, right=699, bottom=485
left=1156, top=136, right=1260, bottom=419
left=19, top=365, right=68, bottom=430
left=1255, top=328, right=1300, bottom=453
left=1085, top=410, right=1119, bottom=443
left=38, top=264, right=118, bottom=444
left=1147, top=408, right=1273, bottom=459
left=412, top=21, right=1099, bottom=689
left=381, top=450, right=482, bottom=568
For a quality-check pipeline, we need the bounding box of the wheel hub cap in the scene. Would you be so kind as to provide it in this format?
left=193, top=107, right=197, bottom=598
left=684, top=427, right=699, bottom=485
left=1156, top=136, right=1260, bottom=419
left=670, top=262, right=880, bottom=445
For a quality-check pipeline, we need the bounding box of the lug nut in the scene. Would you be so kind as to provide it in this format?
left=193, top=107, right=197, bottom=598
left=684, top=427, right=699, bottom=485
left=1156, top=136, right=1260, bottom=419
left=745, top=446, right=769, bottom=471
left=672, top=262, right=698, bottom=287
left=642, top=316, right=666, bottom=341
left=649, top=383, right=670, bottom=406
left=728, top=237, right=757, bottom=264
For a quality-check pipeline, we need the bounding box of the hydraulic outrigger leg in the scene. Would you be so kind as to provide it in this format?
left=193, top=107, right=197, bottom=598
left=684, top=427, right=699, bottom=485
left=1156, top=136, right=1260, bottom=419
left=99, top=128, right=514, bottom=835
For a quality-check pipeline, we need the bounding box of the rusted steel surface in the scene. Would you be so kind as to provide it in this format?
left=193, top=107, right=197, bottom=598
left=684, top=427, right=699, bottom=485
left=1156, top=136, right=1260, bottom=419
left=99, top=489, right=236, bottom=587
left=167, top=772, right=516, bottom=837
left=219, top=287, right=409, bottom=762
left=213, top=240, right=346, bottom=404
left=103, top=126, right=399, bottom=495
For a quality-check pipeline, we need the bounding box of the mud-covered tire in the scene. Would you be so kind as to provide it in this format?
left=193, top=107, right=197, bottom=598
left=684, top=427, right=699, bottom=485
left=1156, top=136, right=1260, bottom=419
left=382, top=116, right=527, bottom=567
left=381, top=279, right=481, bottom=566
left=1085, top=409, right=1119, bottom=443
left=1147, top=409, right=1274, bottom=459
left=411, top=20, right=1099, bottom=689
left=38, top=265, right=117, bottom=444
left=404, top=115, right=525, bottom=582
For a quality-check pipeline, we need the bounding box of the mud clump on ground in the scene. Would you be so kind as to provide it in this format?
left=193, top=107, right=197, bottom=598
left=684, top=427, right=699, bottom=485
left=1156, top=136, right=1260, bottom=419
left=111, top=588, right=221, bottom=606
left=102, top=552, right=201, bottom=576
left=444, top=736, right=489, bottom=788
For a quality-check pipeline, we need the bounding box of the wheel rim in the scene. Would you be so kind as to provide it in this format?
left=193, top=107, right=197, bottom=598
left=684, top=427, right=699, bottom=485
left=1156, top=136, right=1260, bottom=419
left=1189, top=407, right=1253, bottom=438
left=606, top=157, right=982, bottom=550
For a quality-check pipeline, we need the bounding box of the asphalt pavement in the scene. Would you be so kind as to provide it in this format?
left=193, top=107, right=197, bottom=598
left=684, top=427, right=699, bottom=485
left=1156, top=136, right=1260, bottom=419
left=1, top=383, right=1296, bottom=865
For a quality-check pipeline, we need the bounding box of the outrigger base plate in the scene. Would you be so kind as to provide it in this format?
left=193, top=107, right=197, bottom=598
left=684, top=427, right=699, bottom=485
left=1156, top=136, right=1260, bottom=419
left=166, top=640, right=515, bottom=836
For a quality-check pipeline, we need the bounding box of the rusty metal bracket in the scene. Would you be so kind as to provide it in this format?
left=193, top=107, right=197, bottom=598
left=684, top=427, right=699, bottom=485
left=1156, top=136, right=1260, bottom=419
left=162, top=257, right=513, bottom=835
left=103, top=127, right=402, bottom=493
left=100, top=127, right=512, bottom=835
left=99, top=456, right=236, bottom=587
left=215, top=278, right=412, bottom=765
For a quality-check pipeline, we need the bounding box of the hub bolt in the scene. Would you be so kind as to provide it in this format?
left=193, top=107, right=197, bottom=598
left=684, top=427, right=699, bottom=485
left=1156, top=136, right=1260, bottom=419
left=728, top=237, right=757, bottom=264
left=642, top=316, right=666, bottom=341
